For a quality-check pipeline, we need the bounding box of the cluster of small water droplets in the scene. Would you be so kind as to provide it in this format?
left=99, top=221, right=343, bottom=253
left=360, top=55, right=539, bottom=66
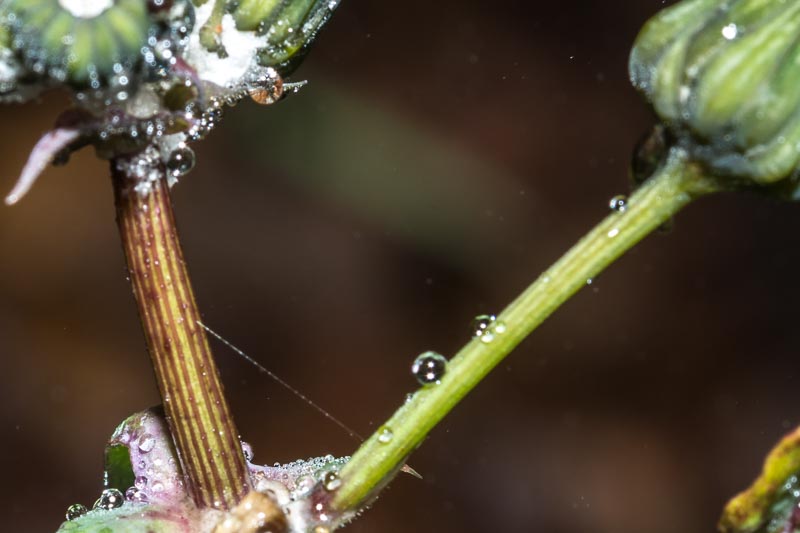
left=471, top=314, right=507, bottom=344
left=244, top=452, right=356, bottom=532
left=125, top=486, right=148, bottom=503
left=186, top=96, right=225, bottom=141
left=291, top=474, right=317, bottom=499
left=411, top=351, right=448, bottom=385
left=609, top=195, right=628, bottom=212
left=764, top=474, right=800, bottom=532
left=116, top=145, right=163, bottom=195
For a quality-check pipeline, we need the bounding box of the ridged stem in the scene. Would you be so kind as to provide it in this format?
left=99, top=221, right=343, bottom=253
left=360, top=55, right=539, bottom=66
left=334, top=148, right=721, bottom=511
left=112, top=160, right=250, bottom=510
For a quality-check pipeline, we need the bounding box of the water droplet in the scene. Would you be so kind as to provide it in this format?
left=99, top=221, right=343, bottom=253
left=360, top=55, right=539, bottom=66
left=722, top=23, right=738, bottom=40
left=586, top=278, right=593, bottom=285
left=322, top=471, right=341, bottom=491
left=471, top=314, right=495, bottom=338
left=411, top=351, right=448, bottom=385
left=65, top=503, right=88, bottom=521
left=248, top=67, right=284, bottom=105
left=166, top=145, right=195, bottom=178
left=378, top=426, right=394, bottom=444
left=125, top=486, right=148, bottom=503
left=293, top=474, right=316, bottom=498
left=405, top=392, right=415, bottom=404
left=241, top=441, right=254, bottom=461
left=471, top=314, right=507, bottom=343
left=134, top=476, right=147, bottom=490
left=95, top=488, right=124, bottom=510
left=609, top=195, right=627, bottom=212
left=138, top=433, right=155, bottom=453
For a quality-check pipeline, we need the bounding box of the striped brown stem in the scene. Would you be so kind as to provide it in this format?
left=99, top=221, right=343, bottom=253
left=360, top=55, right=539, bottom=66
left=112, top=157, right=249, bottom=510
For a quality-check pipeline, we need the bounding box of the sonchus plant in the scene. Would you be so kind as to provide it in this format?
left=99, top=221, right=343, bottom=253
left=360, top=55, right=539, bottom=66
left=4, top=0, right=800, bottom=531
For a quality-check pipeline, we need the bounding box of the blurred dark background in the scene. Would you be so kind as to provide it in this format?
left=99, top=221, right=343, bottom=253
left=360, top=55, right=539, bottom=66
left=3, top=1, right=800, bottom=531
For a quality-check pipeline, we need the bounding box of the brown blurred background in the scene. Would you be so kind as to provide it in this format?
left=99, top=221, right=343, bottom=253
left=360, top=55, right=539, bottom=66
left=3, top=1, right=800, bottom=531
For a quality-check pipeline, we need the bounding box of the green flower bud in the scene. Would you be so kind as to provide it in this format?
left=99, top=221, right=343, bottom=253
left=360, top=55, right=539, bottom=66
left=1, top=0, right=150, bottom=85
left=232, top=0, right=340, bottom=74
left=630, top=0, right=800, bottom=191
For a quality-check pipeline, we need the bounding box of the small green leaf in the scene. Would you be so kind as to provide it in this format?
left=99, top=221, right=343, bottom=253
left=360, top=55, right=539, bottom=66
left=103, top=445, right=134, bottom=492
left=56, top=505, right=187, bottom=533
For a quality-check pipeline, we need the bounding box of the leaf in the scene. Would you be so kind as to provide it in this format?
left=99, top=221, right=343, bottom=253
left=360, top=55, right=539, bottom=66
left=55, top=408, right=353, bottom=532
left=719, top=426, right=800, bottom=533
left=56, top=505, right=190, bottom=533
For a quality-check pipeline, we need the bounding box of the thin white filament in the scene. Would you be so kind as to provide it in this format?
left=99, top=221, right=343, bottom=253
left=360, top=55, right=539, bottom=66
left=197, top=320, right=364, bottom=443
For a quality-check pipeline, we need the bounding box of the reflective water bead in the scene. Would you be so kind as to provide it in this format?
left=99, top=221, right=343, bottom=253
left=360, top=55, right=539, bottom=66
left=248, top=67, right=284, bottom=105
left=471, top=314, right=506, bottom=344
left=134, top=475, right=147, bottom=490
left=137, top=433, right=155, bottom=453
left=377, top=426, right=394, bottom=444
left=411, top=351, right=448, bottom=385
left=125, top=486, right=148, bottom=503
left=166, top=145, right=195, bottom=177
left=95, top=488, right=124, bottom=510
left=471, top=314, right=495, bottom=338
left=65, top=503, right=88, bottom=521
left=609, top=195, right=628, bottom=212
left=322, top=471, right=341, bottom=491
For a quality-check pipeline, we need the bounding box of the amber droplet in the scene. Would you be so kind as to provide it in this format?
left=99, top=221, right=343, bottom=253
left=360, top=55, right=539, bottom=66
left=248, top=68, right=284, bottom=105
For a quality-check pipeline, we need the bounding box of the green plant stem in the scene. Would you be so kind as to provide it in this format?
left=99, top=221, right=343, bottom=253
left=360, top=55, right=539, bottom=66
left=334, top=148, right=721, bottom=511
left=112, top=161, right=250, bottom=510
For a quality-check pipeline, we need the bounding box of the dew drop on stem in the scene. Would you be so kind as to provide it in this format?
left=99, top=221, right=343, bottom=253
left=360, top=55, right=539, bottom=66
left=609, top=195, right=628, bottom=212
left=65, top=503, right=88, bottom=521
left=322, top=471, right=341, bottom=491
left=95, top=488, right=124, bottom=510
left=471, top=314, right=507, bottom=344
left=138, top=433, right=155, bottom=453
left=125, top=486, right=148, bottom=503
left=377, top=426, right=394, bottom=444
left=412, top=351, right=448, bottom=385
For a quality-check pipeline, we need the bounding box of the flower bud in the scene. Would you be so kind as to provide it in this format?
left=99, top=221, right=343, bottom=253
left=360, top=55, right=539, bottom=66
left=630, top=0, right=800, bottom=189
left=1, top=0, right=150, bottom=86
left=232, top=0, right=340, bottom=74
